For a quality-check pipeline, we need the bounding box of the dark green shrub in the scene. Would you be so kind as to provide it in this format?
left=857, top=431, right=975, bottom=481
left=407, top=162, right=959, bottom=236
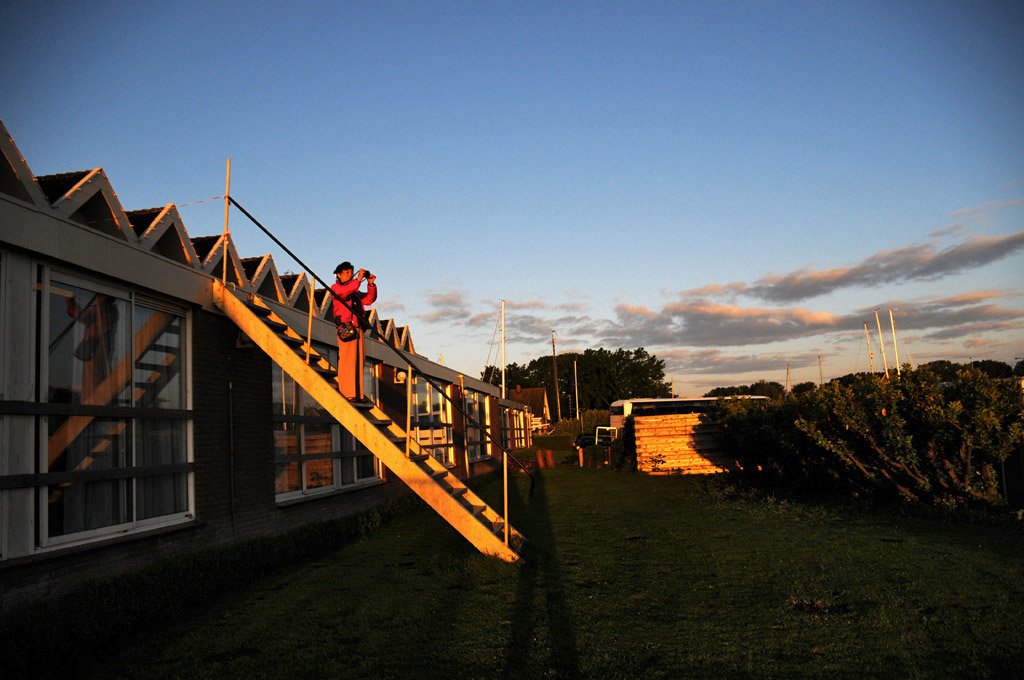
left=549, top=409, right=610, bottom=436
left=716, top=367, right=1024, bottom=508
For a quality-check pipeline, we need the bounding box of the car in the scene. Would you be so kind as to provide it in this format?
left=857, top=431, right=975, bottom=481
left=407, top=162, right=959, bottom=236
left=572, top=434, right=595, bottom=449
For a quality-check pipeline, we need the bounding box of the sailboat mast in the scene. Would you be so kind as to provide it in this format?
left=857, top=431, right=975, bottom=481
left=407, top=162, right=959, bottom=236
left=500, top=300, right=506, bottom=400
left=874, top=310, right=890, bottom=379
left=864, top=322, right=875, bottom=374
left=889, top=309, right=901, bottom=377
left=574, top=359, right=580, bottom=421
left=223, top=159, right=231, bottom=284
left=551, top=331, right=561, bottom=422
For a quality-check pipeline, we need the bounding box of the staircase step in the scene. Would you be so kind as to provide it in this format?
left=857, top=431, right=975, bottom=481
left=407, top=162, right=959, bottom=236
left=245, top=301, right=272, bottom=316
left=431, top=469, right=448, bottom=480
left=280, top=333, right=304, bottom=347
left=263, top=317, right=288, bottom=332
left=369, top=417, right=392, bottom=427
left=409, top=453, right=429, bottom=463
left=450, top=487, right=468, bottom=498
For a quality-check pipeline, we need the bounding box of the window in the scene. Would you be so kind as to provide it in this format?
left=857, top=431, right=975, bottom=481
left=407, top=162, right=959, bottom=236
left=272, top=357, right=380, bottom=501
left=412, top=376, right=452, bottom=465
left=40, top=274, right=191, bottom=546
left=500, top=407, right=511, bottom=450
left=363, top=360, right=379, bottom=406
left=464, top=390, right=490, bottom=462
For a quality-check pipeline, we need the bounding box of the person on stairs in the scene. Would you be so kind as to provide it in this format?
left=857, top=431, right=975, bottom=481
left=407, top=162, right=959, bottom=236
left=331, top=261, right=377, bottom=402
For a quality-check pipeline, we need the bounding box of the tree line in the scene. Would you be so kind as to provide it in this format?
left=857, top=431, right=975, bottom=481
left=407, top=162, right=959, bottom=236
left=482, top=347, right=671, bottom=420
left=480, top=353, right=1020, bottom=420
left=703, top=359, right=1023, bottom=400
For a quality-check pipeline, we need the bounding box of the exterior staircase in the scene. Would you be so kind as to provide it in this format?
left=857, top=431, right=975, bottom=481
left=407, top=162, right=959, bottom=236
left=212, top=280, right=524, bottom=562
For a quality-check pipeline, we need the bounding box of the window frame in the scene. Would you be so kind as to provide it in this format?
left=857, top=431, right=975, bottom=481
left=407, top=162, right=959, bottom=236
left=412, top=375, right=453, bottom=466
left=464, top=389, right=491, bottom=463
left=35, top=268, right=194, bottom=550
left=272, top=350, right=381, bottom=504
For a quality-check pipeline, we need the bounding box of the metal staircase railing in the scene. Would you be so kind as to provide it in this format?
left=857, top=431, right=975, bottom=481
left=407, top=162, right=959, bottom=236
left=212, top=282, right=524, bottom=561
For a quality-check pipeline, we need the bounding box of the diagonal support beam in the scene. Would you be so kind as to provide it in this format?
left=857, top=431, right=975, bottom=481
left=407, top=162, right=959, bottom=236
left=212, top=281, right=522, bottom=562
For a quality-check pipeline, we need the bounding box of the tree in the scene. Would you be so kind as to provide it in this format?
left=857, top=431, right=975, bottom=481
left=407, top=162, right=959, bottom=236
left=704, top=385, right=747, bottom=398
left=972, top=359, right=1012, bottom=379
left=483, top=347, right=671, bottom=419
left=749, top=380, right=786, bottom=400
left=704, top=378, right=782, bottom=401
left=791, top=381, right=817, bottom=396
left=917, top=360, right=959, bottom=382
left=704, top=380, right=785, bottom=400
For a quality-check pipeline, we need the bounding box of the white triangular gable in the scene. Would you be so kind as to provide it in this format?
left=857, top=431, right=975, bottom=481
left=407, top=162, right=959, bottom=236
left=285, top=274, right=315, bottom=313
left=49, top=168, right=136, bottom=242
left=395, top=325, right=413, bottom=353
left=200, top=234, right=250, bottom=288
left=0, top=119, right=48, bottom=206
left=379, top=317, right=396, bottom=345
left=365, top=308, right=381, bottom=336
left=314, top=287, right=334, bottom=319
left=245, top=255, right=286, bottom=303
left=135, top=204, right=201, bottom=268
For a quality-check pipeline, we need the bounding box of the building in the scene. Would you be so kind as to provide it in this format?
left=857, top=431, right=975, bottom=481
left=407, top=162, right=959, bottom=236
left=0, top=120, right=532, bottom=609
left=508, top=386, right=551, bottom=432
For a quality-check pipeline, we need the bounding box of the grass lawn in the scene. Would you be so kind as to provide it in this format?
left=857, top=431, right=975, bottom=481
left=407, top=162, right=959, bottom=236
left=82, top=467, right=1023, bottom=679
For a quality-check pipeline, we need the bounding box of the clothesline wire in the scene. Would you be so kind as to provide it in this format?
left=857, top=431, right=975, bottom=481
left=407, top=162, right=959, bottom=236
left=176, top=195, right=223, bottom=208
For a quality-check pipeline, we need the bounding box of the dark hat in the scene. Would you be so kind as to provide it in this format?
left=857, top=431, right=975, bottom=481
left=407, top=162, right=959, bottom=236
left=334, top=261, right=353, bottom=274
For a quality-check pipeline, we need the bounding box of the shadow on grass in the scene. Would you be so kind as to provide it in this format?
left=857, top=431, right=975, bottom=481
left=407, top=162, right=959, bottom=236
left=501, top=471, right=581, bottom=679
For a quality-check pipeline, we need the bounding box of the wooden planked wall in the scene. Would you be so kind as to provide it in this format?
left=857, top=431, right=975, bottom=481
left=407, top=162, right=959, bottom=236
left=634, top=413, right=734, bottom=475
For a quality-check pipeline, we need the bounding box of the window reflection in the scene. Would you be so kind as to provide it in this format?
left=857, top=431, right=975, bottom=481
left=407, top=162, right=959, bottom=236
left=274, top=422, right=300, bottom=494
left=43, top=277, right=190, bottom=543
left=133, top=308, right=182, bottom=409
left=304, top=422, right=334, bottom=489
left=49, top=282, right=130, bottom=406
left=46, top=415, right=130, bottom=537
left=271, top=363, right=378, bottom=498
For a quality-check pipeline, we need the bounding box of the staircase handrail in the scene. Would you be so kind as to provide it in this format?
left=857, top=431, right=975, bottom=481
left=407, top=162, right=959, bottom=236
left=227, top=196, right=535, bottom=498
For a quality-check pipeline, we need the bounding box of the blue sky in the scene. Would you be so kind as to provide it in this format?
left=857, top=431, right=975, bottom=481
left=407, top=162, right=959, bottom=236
left=3, top=1, right=1022, bottom=395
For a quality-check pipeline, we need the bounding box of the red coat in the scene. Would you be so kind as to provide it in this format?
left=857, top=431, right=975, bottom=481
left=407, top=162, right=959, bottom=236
left=331, top=279, right=377, bottom=325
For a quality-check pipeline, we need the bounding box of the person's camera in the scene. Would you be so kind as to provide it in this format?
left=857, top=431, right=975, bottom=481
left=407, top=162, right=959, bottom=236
left=362, top=270, right=372, bottom=280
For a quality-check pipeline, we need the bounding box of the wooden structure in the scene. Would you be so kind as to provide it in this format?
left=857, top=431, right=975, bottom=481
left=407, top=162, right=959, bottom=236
left=509, top=386, right=551, bottom=431
left=634, top=413, right=734, bottom=475
left=213, top=283, right=523, bottom=561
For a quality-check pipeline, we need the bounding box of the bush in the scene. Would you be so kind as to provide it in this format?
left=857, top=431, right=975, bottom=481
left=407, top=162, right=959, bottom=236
left=549, top=409, right=610, bottom=436
left=716, top=366, right=1024, bottom=508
